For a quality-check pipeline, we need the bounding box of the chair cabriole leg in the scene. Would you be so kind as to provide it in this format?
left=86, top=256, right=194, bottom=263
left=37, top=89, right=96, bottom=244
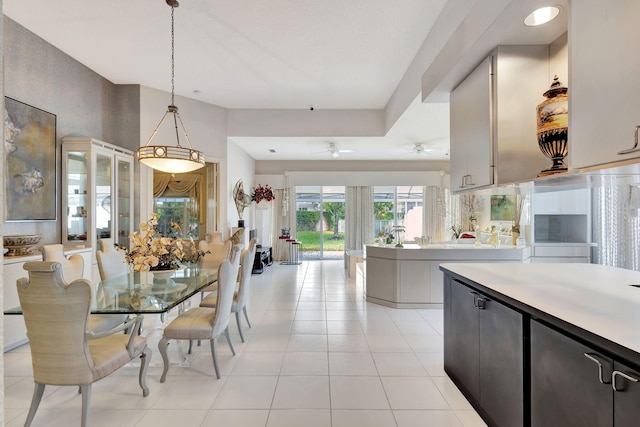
left=80, top=384, right=92, bottom=427
left=210, top=337, right=221, bottom=379
left=24, top=383, right=45, bottom=427
left=139, top=346, right=151, bottom=396
left=235, top=311, right=245, bottom=342
left=243, top=306, right=252, bottom=328
left=158, top=337, right=171, bottom=383
left=225, top=326, right=236, bottom=355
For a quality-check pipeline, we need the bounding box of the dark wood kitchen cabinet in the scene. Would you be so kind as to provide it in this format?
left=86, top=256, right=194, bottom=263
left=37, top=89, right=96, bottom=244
left=531, top=320, right=640, bottom=427
left=612, top=361, right=640, bottom=427
left=444, top=275, right=524, bottom=427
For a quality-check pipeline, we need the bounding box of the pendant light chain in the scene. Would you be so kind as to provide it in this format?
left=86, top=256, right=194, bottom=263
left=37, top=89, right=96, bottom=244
left=170, top=5, right=175, bottom=107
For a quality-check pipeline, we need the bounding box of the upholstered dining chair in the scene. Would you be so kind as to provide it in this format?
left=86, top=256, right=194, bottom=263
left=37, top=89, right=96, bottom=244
left=198, top=231, right=232, bottom=270
left=96, top=238, right=128, bottom=280
left=198, top=236, right=235, bottom=299
left=200, top=241, right=257, bottom=342
left=95, top=238, right=130, bottom=329
left=158, top=245, right=241, bottom=381
left=240, top=237, right=256, bottom=281
left=41, top=244, right=84, bottom=282
left=17, top=261, right=151, bottom=427
left=42, top=243, right=123, bottom=333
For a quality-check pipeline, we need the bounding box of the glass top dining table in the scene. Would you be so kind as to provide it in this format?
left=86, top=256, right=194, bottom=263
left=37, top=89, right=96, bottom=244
left=4, top=265, right=218, bottom=316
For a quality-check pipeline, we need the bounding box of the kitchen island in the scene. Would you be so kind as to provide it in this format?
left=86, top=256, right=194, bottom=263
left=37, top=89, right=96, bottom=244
left=364, top=243, right=530, bottom=308
left=440, top=262, right=640, bottom=427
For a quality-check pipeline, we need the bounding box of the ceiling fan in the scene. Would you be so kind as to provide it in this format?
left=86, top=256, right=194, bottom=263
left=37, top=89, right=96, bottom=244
left=403, top=142, right=436, bottom=156
left=324, top=142, right=354, bottom=158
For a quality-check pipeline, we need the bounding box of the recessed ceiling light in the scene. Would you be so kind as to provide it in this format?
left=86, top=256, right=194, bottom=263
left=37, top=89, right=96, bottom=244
left=524, top=6, right=560, bottom=26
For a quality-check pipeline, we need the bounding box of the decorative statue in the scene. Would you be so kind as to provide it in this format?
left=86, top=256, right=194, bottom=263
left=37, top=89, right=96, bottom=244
left=233, top=179, right=251, bottom=227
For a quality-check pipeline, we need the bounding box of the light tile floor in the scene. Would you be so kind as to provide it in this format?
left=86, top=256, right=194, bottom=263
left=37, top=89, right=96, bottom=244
left=4, top=260, right=487, bottom=427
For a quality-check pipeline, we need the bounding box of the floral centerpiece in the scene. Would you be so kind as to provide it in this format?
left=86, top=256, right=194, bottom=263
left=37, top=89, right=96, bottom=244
left=375, top=232, right=394, bottom=246
left=181, top=242, right=210, bottom=264
left=121, top=213, right=187, bottom=272
left=251, top=184, right=275, bottom=203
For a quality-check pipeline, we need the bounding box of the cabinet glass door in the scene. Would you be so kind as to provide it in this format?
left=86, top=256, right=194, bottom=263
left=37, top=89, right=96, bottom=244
left=116, top=157, right=132, bottom=247
left=95, top=153, right=113, bottom=243
left=66, top=151, right=89, bottom=243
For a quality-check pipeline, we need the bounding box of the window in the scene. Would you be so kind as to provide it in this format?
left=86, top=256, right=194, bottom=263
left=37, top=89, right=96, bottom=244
left=154, top=196, right=200, bottom=239
left=374, top=186, right=424, bottom=242
left=153, top=168, right=212, bottom=240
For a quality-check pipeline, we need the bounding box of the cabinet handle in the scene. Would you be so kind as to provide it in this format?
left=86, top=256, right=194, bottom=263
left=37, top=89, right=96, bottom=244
left=612, top=370, right=639, bottom=392
left=460, top=174, right=477, bottom=188
left=616, top=125, right=640, bottom=155
left=468, top=291, right=488, bottom=309
left=584, top=353, right=611, bottom=384
left=469, top=291, right=479, bottom=307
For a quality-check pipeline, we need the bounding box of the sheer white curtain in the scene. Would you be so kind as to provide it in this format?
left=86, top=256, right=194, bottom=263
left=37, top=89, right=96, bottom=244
left=424, top=186, right=449, bottom=243
left=269, top=189, right=288, bottom=261
left=444, top=190, right=463, bottom=242
left=592, top=179, right=640, bottom=270
left=345, top=186, right=374, bottom=251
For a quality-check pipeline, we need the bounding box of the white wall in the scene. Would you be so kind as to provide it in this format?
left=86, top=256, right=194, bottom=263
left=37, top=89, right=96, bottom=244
left=227, top=140, right=256, bottom=236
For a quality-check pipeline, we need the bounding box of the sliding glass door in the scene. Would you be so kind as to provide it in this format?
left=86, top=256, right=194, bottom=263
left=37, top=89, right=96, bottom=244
left=295, top=186, right=345, bottom=259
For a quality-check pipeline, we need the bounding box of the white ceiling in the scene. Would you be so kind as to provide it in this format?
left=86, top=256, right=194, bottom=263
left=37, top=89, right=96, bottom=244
left=2, top=0, right=566, bottom=161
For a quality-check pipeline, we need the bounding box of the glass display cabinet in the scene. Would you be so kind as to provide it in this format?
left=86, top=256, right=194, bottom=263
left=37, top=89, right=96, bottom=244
left=62, top=137, right=134, bottom=252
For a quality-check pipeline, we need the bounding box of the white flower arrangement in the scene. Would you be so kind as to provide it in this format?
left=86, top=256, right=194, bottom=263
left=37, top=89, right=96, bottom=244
left=121, top=213, right=187, bottom=272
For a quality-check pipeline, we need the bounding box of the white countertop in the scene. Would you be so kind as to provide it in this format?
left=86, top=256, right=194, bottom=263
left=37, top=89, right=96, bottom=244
left=366, top=244, right=530, bottom=261
left=3, top=244, right=91, bottom=265
left=440, top=263, right=640, bottom=356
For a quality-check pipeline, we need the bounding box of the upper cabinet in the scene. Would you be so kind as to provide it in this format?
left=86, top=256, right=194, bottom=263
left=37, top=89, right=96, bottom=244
left=449, top=46, right=551, bottom=192
left=450, top=56, right=493, bottom=191
left=569, top=1, right=640, bottom=170
left=62, top=137, right=134, bottom=255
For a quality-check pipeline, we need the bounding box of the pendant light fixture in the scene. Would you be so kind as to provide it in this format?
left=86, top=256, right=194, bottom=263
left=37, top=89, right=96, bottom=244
left=137, top=0, right=206, bottom=174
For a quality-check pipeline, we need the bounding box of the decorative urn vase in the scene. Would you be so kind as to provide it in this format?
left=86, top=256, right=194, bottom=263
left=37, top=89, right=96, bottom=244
left=536, top=75, right=568, bottom=177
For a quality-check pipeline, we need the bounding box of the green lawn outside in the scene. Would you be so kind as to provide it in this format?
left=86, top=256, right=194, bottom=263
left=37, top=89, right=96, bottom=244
left=296, top=231, right=345, bottom=251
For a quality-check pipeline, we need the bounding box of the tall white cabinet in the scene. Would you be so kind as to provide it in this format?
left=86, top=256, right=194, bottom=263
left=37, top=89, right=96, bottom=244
left=569, top=1, right=640, bottom=170
left=62, top=137, right=134, bottom=281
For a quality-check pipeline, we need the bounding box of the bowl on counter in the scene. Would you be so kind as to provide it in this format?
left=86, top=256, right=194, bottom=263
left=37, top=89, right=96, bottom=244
left=3, top=234, right=41, bottom=256
left=414, top=236, right=432, bottom=248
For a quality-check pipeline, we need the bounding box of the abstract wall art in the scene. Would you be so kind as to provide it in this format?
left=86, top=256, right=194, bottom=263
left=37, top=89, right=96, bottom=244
left=4, top=97, right=57, bottom=221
